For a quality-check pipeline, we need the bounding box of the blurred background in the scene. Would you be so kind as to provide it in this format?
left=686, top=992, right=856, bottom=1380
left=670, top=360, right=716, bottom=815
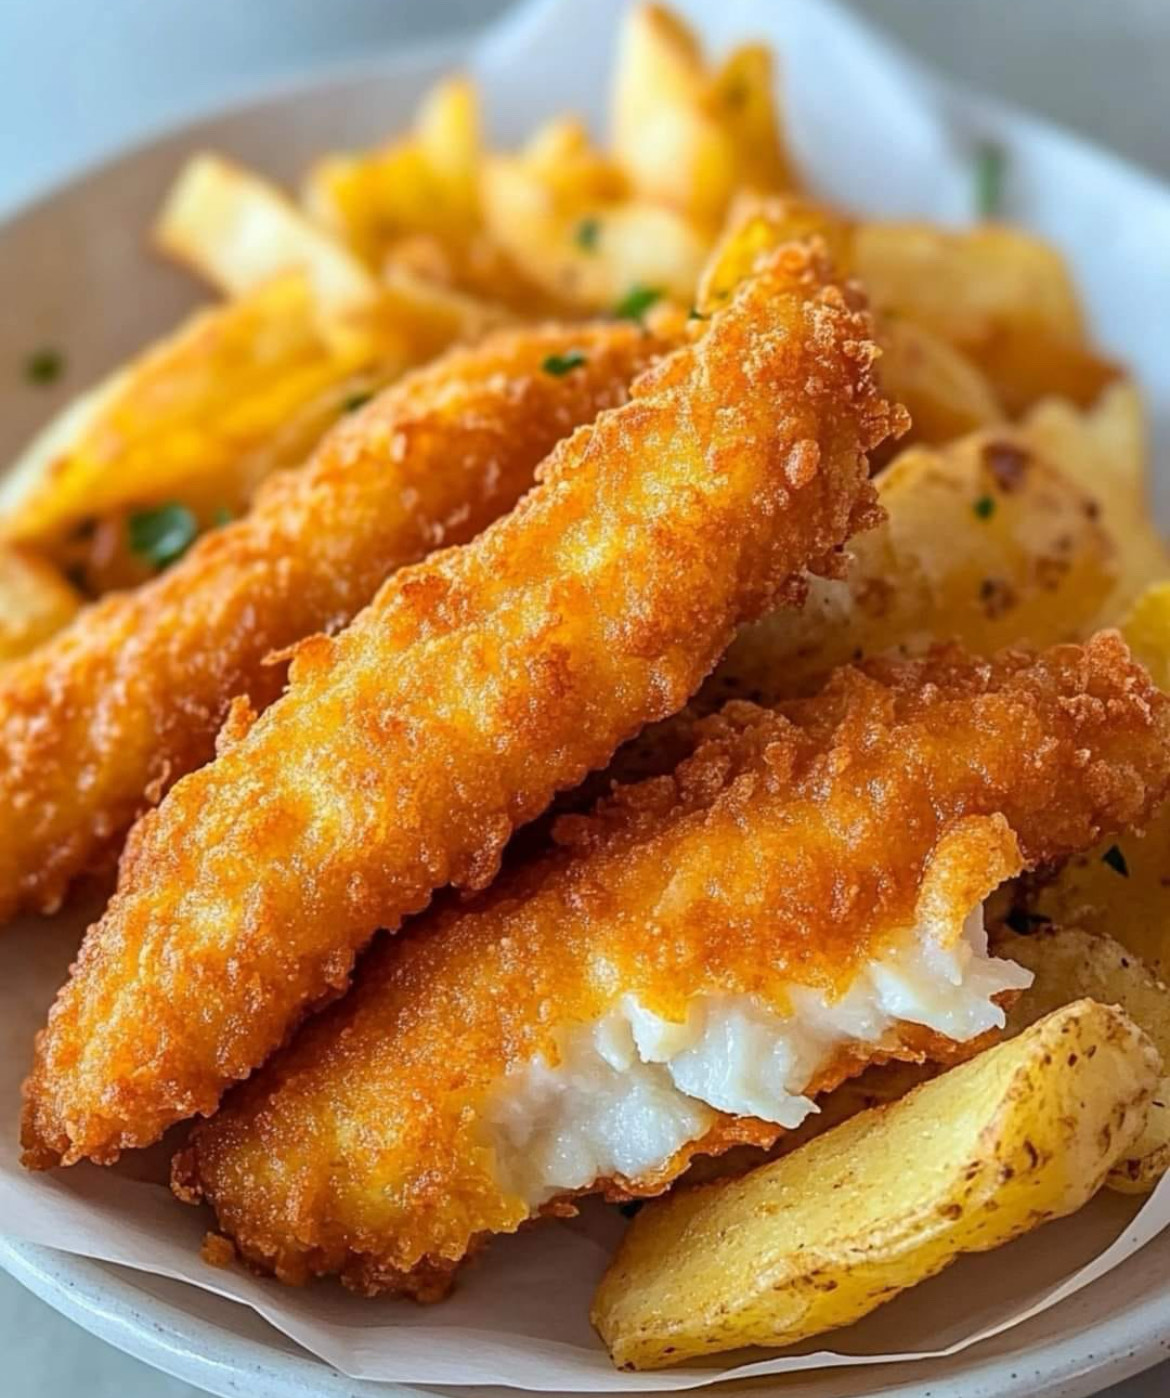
left=0, top=1, right=1167, bottom=1395
left=1, top=0, right=1168, bottom=219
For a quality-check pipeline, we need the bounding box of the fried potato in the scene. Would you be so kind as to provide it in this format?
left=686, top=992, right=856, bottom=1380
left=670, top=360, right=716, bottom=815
left=876, top=316, right=1004, bottom=447
left=0, top=546, right=81, bottom=661
left=995, top=925, right=1170, bottom=1193
left=591, top=1000, right=1158, bottom=1369
left=301, top=76, right=481, bottom=266
left=1021, top=382, right=1168, bottom=623
left=610, top=6, right=793, bottom=227
left=853, top=223, right=1117, bottom=414
left=714, top=424, right=1116, bottom=703
left=480, top=140, right=708, bottom=310
left=155, top=153, right=377, bottom=316
left=696, top=198, right=1003, bottom=448
left=0, top=273, right=385, bottom=544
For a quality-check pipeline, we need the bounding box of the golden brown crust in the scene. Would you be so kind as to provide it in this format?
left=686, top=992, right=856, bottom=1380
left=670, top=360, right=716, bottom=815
left=23, top=243, right=898, bottom=1168
left=174, top=633, right=1170, bottom=1298
left=0, top=322, right=666, bottom=922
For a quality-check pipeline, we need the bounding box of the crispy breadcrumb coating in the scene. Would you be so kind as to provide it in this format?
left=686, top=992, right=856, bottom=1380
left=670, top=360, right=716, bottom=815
left=24, top=243, right=898, bottom=1168
left=0, top=322, right=667, bottom=922
left=173, top=634, right=1170, bottom=1298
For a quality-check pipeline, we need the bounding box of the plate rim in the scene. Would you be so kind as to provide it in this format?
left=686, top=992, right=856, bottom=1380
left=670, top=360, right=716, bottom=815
left=2, top=1232, right=1168, bottom=1398
left=2, top=11, right=1170, bottom=1398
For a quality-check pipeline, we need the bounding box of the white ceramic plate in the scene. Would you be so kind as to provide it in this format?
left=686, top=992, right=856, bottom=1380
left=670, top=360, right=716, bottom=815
left=3, top=19, right=1170, bottom=1398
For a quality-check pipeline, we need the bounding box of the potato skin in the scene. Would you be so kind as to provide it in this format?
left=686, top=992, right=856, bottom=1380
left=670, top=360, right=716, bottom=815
left=591, top=1000, right=1159, bottom=1370
left=996, top=924, right=1170, bottom=1193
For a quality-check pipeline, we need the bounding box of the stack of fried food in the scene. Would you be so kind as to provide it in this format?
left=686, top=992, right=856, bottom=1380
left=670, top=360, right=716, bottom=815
left=4, top=3, right=1170, bottom=1372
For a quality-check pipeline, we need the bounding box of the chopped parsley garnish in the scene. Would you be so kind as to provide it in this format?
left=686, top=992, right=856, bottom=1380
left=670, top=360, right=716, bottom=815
left=975, top=142, right=1006, bottom=219
left=1102, top=844, right=1130, bottom=877
left=973, top=494, right=996, bottom=520
left=1004, top=908, right=1051, bottom=936
left=542, top=350, right=588, bottom=376
left=128, top=503, right=198, bottom=571
left=574, top=216, right=601, bottom=252
left=343, top=391, right=373, bottom=413
left=25, top=347, right=64, bottom=385
left=688, top=306, right=710, bottom=322
left=614, top=283, right=663, bottom=322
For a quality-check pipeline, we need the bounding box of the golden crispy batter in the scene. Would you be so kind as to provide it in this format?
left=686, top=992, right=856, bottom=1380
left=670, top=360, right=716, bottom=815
left=0, top=323, right=668, bottom=923
left=23, top=243, right=898, bottom=1168
left=173, top=634, right=1170, bottom=1298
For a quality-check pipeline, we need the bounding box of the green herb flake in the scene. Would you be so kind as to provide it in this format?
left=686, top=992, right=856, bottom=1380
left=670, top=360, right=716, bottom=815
left=973, top=494, right=996, bottom=520
left=614, top=283, right=663, bottom=322
left=343, top=391, right=374, bottom=413
left=25, top=347, right=65, bottom=385
left=974, top=142, right=1006, bottom=220
left=212, top=505, right=234, bottom=528
left=1102, top=844, right=1130, bottom=878
left=574, top=216, right=601, bottom=252
left=128, top=503, right=198, bottom=571
left=688, top=306, right=710, bottom=322
left=542, top=350, right=587, bottom=376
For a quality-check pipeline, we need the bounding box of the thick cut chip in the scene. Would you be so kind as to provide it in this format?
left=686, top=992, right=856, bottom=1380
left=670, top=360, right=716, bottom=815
left=713, top=424, right=1117, bottom=704
left=155, top=154, right=377, bottom=316
left=0, top=547, right=80, bottom=661
left=995, top=925, right=1170, bottom=1193
left=480, top=129, right=709, bottom=312
left=609, top=6, right=794, bottom=227
left=591, top=1000, right=1158, bottom=1369
left=302, top=76, right=482, bottom=267
left=0, top=274, right=386, bottom=545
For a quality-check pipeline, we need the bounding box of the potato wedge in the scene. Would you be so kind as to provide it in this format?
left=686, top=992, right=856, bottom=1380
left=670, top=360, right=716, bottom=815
left=592, top=1000, right=1158, bottom=1369
left=995, top=925, right=1170, bottom=1193
left=853, top=223, right=1116, bottom=414
left=1021, top=383, right=1169, bottom=623
left=0, top=546, right=81, bottom=661
left=713, top=423, right=1117, bottom=703
left=0, top=273, right=390, bottom=544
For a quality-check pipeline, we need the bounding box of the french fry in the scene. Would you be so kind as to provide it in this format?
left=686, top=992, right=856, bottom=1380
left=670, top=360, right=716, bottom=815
left=155, top=153, right=377, bottom=318
left=0, top=273, right=391, bottom=545
left=480, top=148, right=708, bottom=310
left=592, top=1001, right=1159, bottom=1369
left=0, top=546, right=81, bottom=661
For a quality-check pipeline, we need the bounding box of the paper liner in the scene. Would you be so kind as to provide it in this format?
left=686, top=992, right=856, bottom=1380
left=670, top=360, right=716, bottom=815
left=3, top=0, right=1170, bottom=1388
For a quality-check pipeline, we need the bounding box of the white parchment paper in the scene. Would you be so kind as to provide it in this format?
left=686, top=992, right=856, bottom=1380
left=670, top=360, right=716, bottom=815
left=3, top=0, right=1170, bottom=1388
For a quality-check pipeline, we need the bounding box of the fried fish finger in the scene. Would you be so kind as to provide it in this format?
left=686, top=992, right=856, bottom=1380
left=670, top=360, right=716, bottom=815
left=23, top=242, right=900, bottom=1167
left=0, top=321, right=666, bottom=922
left=172, top=634, right=1170, bottom=1298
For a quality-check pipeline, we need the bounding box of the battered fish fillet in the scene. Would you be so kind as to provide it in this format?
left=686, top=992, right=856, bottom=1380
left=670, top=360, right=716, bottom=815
left=0, top=322, right=667, bottom=923
left=172, top=634, right=1170, bottom=1299
left=24, top=242, right=899, bottom=1168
